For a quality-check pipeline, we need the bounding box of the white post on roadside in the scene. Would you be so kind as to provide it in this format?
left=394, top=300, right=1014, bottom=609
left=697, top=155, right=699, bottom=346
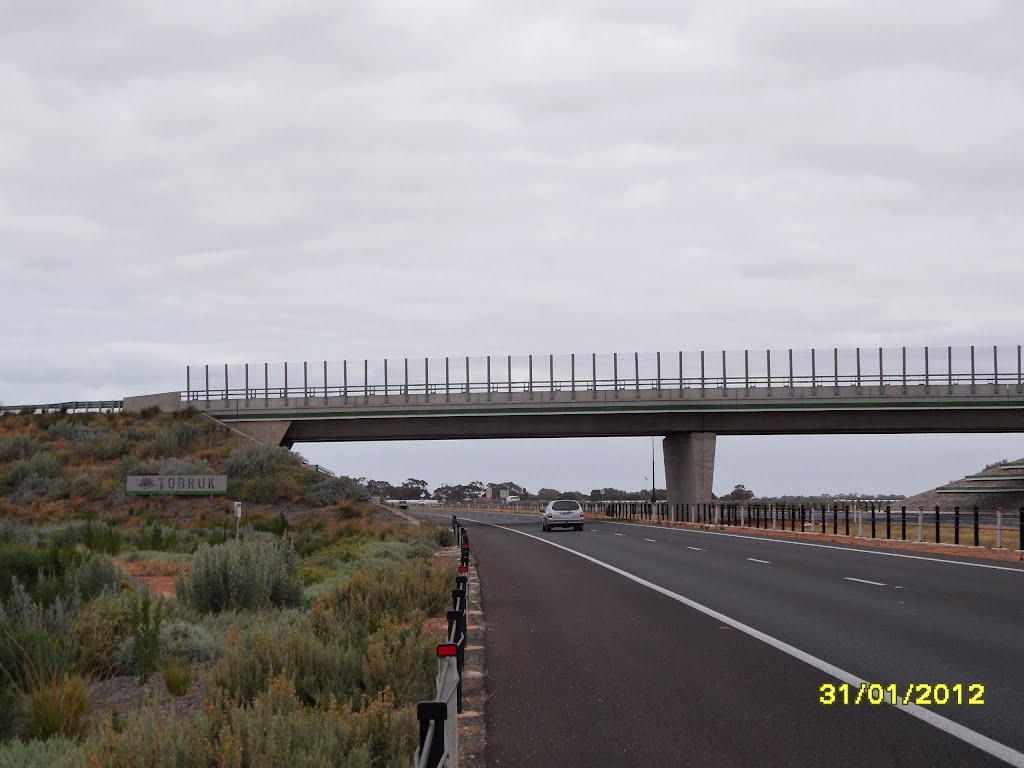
left=234, top=501, right=242, bottom=540
left=917, top=506, right=924, bottom=543
left=772, top=505, right=777, bottom=531
left=995, top=507, right=1004, bottom=550
left=857, top=503, right=863, bottom=538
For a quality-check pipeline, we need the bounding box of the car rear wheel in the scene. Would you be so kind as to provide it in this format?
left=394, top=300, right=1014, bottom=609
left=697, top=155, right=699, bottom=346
left=575, top=525, right=583, bottom=531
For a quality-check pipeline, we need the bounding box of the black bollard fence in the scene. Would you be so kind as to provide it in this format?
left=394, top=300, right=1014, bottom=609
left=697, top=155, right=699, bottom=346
left=973, top=507, right=980, bottom=547
left=954, top=506, right=960, bottom=545
left=832, top=504, right=838, bottom=535
left=416, top=702, right=447, bottom=767
left=900, top=506, right=907, bottom=541
left=885, top=505, right=891, bottom=540
left=870, top=503, right=877, bottom=539
left=844, top=505, right=850, bottom=536
left=935, top=506, right=941, bottom=544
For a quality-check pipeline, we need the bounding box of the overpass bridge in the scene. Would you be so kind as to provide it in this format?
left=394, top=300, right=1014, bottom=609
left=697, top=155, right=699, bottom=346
left=12, top=344, right=1014, bottom=509
left=142, top=344, right=1021, bottom=509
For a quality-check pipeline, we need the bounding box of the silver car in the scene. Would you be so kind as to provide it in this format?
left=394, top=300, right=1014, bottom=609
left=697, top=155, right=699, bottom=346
left=541, top=499, right=584, bottom=532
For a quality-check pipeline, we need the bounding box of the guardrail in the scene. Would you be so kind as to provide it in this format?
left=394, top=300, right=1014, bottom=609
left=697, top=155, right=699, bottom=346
left=186, top=344, right=1024, bottom=403
left=601, top=502, right=1024, bottom=551
left=414, top=518, right=471, bottom=768
left=0, top=400, right=123, bottom=415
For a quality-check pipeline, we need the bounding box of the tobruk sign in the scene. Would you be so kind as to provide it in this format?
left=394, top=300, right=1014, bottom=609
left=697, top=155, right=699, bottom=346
left=126, top=475, right=228, bottom=495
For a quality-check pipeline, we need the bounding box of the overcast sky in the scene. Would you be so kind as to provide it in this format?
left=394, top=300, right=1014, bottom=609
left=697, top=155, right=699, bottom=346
left=2, top=0, right=1022, bottom=495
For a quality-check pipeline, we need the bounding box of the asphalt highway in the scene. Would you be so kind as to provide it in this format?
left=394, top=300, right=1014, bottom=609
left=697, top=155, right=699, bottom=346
left=419, top=508, right=1024, bottom=768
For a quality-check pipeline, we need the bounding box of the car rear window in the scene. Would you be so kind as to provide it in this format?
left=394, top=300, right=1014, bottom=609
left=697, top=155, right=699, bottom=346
left=552, top=500, right=581, bottom=511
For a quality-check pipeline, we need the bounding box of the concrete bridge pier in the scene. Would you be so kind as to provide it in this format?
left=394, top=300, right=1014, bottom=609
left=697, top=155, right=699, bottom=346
left=663, top=432, right=716, bottom=513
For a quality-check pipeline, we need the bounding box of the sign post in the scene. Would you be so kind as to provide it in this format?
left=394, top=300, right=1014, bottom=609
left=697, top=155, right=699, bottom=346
left=234, top=501, right=242, bottom=540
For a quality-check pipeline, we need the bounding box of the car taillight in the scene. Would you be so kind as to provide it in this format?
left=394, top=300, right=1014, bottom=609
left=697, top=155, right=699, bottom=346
left=547, top=513, right=553, bottom=518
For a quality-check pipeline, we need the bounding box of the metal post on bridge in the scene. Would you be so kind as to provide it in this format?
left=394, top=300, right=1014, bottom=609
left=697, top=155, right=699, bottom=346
left=971, top=345, right=976, bottom=393
left=947, top=346, right=953, bottom=393
left=788, top=348, right=793, bottom=389
left=656, top=351, right=661, bottom=392
left=324, top=361, right=329, bottom=405
left=613, top=353, right=618, bottom=395
left=878, top=347, right=883, bottom=387
left=445, top=357, right=450, bottom=402
left=508, top=356, right=512, bottom=401
left=994, top=346, right=999, bottom=391
left=304, top=361, right=309, bottom=404
left=722, top=350, right=727, bottom=393
left=634, top=352, right=639, bottom=396
left=571, top=353, right=576, bottom=400
left=264, top=362, right=269, bottom=404
left=833, top=348, right=839, bottom=391
left=811, top=348, right=816, bottom=390
left=925, top=346, right=930, bottom=387
left=186, top=365, right=191, bottom=402
left=284, top=362, right=289, bottom=401
left=364, top=359, right=369, bottom=404
left=405, top=358, right=410, bottom=403
left=244, top=363, right=249, bottom=400
left=205, top=364, right=209, bottom=405
left=344, top=360, right=349, bottom=400
left=856, top=348, right=861, bottom=389
left=224, top=364, right=229, bottom=401
left=467, top=356, right=471, bottom=400
left=593, top=353, right=598, bottom=400
left=551, top=354, right=555, bottom=398
left=486, top=355, right=491, bottom=401
left=744, top=349, right=749, bottom=393
left=700, top=350, right=705, bottom=393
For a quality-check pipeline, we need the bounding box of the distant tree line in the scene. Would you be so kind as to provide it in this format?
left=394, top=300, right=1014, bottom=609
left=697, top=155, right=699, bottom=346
left=354, top=478, right=905, bottom=504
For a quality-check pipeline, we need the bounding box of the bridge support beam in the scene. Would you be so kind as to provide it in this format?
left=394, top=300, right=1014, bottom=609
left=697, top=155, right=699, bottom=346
left=230, top=420, right=294, bottom=448
left=663, top=432, right=716, bottom=510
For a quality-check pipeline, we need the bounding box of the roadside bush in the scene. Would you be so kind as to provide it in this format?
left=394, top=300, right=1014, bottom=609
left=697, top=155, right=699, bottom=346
left=234, top=472, right=301, bottom=504
left=151, top=421, right=204, bottom=456
left=2, top=453, right=62, bottom=494
left=159, top=659, right=193, bottom=697
left=308, top=560, right=450, bottom=636
left=297, top=565, right=334, bottom=586
left=210, top=625, right=363, bottom=707
left=82, top=516, right=122, bottom=556
left=19, top=674, right=92, bottom=740
left=65, top=471, right=106, bottom=502
left=0, top=736, right=83, bottom=768
left=47, top=419, right=109, bottom=445
left=69, top=591, right=135, bottom=678
left=360, top=620, right=437, bottom=706
left=0, top=544, right=50, bottom=602
left=225, top=443, right=298, bottom=479
left=306, top=476, right=370, bottom=506
left=10, top=475, right=65, bottom=505
left=0, top=434, right=36, bottom=462
left=160, top=620, right=218, bottom=663
left=78, top=671, right=415, bottom=768
left=87, top=434, right=132, bottom=461
left=176, top=539, right=302, bottom=614
left=131, top=593, right=162, bottom=683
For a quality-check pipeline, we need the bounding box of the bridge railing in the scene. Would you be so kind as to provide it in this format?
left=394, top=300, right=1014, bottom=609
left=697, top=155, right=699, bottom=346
left=0, top=400, right=123, bottom=415
left=185, top=345, right=1023, bottom=404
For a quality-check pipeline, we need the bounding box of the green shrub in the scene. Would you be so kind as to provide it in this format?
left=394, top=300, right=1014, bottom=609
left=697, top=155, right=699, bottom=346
left=83, top=517, right=122, bottom=556
left=159, top=659, right=192, bottom=697
left=151, top=422, right=203, bottom=456
left=0, top=545, right=50, bottom=603
left=69, top=591, right=135, bottom=678
left=66, top=471, right=106, bottom=502
left=308, top=560, right=450, bottom=636
left=87, top=434, right=132, bottom=461
left=131, top=593, right=162, bottom=684
left=234, top=472, right=301, bottom=504
left=297, top=565, right=334, bottom=586
left=210, top=625, right=363, bottom=708
left=305, top=477, right=370, bottom=506
left=47, top=419, right=109, bottom=445
left=0, top=435, right=36, bottom=462
left=159, top=620, right=218, bottom=663
left=19, top=675, right=92, bottom=740
left=2, top=453, right=62, bottom=495
left=0, top=735, right=83, bottom=768
left=79, top=671, right=415, bottom=768
left=176, top=539, right=302, bottom=614
left=360, top=620, right=437, bottom=707
left=225, top=444, right=297, bottom=479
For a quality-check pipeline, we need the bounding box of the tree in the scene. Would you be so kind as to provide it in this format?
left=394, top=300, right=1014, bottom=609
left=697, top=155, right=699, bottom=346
left=725, top=484, right=755, bottom=501
left=398, top=478, right=430, bottom=500
left=365, top=479, right=399, bottom=499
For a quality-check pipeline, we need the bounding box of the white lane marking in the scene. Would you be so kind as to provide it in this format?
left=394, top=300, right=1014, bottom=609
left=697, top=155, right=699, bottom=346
left=845, top=577, right=888, bottom=587
left=468, top=518, right=1024, bottom=768
left=613, top=533, right=625, bottom=537
left=583, top=519, right=1024, bottom=574
left=645, top=538, right=657, bottom=543
left=590, top=529, right=598, bottom=531
left=686, top=546, right=704, bottom=551
left=747, top=558, right=771, bottom=564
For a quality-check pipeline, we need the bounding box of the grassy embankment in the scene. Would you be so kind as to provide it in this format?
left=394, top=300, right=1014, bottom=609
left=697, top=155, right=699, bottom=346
left=0, top=410, right=456, bottom=767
